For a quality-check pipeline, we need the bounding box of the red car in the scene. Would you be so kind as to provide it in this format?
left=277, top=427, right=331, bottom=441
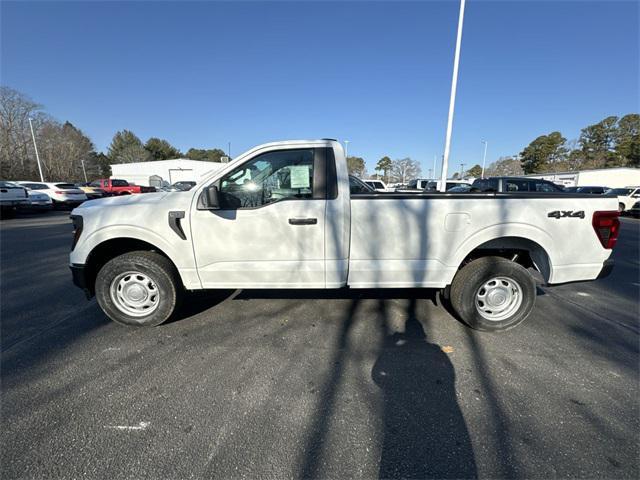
left=90, top=179, right=156, bottom=195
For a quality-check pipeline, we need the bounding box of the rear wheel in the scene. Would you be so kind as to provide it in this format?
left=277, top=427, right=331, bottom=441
left=95, top=251, right=181, bottom=326
left=450, top=256, right=536, bottom=331
left=619, top=203, right=625, bottom=213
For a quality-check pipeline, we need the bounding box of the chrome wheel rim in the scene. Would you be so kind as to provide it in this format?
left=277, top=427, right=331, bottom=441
left=475, top=276, right=523, bottom=321
left=110, top=271, right=159, bottom=317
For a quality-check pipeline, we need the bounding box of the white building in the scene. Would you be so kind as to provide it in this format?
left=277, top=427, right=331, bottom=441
left=525, top=167, right=640, bottom=188
left=110, top=159, right=226, bottom=188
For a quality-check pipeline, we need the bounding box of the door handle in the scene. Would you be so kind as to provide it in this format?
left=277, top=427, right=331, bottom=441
left=288, top=217, right=317, bottom=225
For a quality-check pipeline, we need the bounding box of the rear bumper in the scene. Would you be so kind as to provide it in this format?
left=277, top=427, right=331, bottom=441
left=70, top=263, right=93, bottom=299
left=1, top=200, right=29, bottom=207
left=596, top=259, right=614, bottom=280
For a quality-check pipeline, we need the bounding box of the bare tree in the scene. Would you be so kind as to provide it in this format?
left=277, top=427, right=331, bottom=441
left=0, top=86, right=48, bottom=179
left=390, top=158, right=421, bottom=184
left=485, top=156, right=524, bottom=176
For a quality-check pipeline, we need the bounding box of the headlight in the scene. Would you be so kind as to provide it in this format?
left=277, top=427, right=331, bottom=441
left=70, top=215, right=83, bottom=251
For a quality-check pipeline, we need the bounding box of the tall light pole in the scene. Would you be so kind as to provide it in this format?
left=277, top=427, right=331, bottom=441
left=428, top=168, right=433, bottom=178
left=480, top=140, right=488, bottom=178
left=228, top=142, right=231, bottom=158
left=433, top=155, right=437, bottom=180
left=81, top=159, right=88, bottom=182
left=439, top=0, right=466, bottom=192
left=28, top=117, right=44, bottom=182
left=344, top=140, right=350, bottom=158
left=459, top=163, right=466, bottom=178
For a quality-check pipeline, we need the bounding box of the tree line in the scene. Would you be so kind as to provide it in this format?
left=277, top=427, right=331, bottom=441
left=3, top=86, right=637, bottom=183
left=0, top=86, right=229, bottom=182
left=351, top=113, right=639, bottom=182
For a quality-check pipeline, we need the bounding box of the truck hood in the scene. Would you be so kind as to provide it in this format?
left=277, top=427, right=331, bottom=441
left=76, top=191, right=170, bottom=209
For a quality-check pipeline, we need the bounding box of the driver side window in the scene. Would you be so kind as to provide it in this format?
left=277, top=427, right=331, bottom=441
left=219, top=149, right=314, bottom=209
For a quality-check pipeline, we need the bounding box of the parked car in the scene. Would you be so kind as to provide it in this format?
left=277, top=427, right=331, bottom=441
left=425, top=180, right=471, bottom=191
left=472, top=177, right=564, bottom=193
left=76, top=183, right=109, bottom=199
left=364, top=179, right=392, bottom=192
left=576, top=186, right=608, bottom=195
left=349, top=175, right=375, bottom=194
left=89, top=179, right=156, bottom=195
left=25, top=189, right=53, bottom=211
left=0, top=180, right=29, bottom=217
left=604, top=186, right=640, bottom=213
left=447, top=184, right=472, bottom=193
left=395, top=178, right=434, bottom=192
left=18, top=182, right=87, bottom=208
left=628, top=201, right=640, bottom=218
left=70, top=139, right=619, bottom=332
left=169, top=181, right=197, bottom=192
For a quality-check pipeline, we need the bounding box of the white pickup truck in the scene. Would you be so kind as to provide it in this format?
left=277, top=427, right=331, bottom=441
left=70, top=139, right=620, bottom=331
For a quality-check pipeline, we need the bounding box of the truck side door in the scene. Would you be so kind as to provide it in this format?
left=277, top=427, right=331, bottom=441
left=190, top=147, right=328, bottom=288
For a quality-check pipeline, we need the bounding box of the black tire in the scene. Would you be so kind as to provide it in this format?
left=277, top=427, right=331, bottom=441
left=619, top=203, right=625, bottom=213
left=95, top=251, right=181, bottom=327
left=450, top=256, right=536, bottom=332
left=0, top=207, right=16, bottom=219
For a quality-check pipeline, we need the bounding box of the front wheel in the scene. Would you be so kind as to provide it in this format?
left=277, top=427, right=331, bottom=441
left=450, top=256, right=536, bottom=331
left=95, top=251, right=181, bottom=326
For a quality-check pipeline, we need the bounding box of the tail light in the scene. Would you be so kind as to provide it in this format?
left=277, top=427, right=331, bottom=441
left=55, top=190, right=67, bottom=195
left=70, top=215, right=83, bottom=251
left=592, top=210, right=620, bottom=249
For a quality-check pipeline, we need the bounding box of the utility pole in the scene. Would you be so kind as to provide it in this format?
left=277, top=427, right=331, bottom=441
left=439, top=0, right=466, bottom=192
left=481, top=140, right=488, bottom=178
left=28, top=117, right=44, bottom=182
left=81, top=159, right=88, bottom=182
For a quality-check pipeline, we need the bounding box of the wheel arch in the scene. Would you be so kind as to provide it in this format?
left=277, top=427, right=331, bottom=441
left=456, top=235, right=553, bottom=283
left=83, top=237, right=179, bottom=295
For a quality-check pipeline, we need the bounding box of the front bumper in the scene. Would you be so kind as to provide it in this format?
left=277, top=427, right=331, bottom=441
left=70, top=263, right=93, bottom=299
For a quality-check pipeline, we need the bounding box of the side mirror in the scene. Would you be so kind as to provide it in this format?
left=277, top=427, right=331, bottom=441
left=202, top=185, right=220, bottom=209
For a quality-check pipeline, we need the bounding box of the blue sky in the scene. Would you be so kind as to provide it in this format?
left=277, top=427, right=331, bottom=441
left=2, top=1, right=638, bottom=176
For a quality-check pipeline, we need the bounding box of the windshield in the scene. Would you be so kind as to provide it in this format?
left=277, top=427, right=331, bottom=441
left=54, top=183, right=77, bottom=189
left=605, top=188, right=633, bottom=195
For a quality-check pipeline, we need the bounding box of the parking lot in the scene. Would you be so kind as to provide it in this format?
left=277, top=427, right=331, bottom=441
left=1, top=211, right=638, bottom=479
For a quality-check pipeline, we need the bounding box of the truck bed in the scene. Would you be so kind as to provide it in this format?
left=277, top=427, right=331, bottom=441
left=347, top=192, right=617, bottom=288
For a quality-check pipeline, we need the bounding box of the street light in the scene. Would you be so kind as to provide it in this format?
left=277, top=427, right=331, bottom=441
left=344, top=140, right=350, bottom=158
left=439, top=0, right=466, bottom=192
left=81, top=159, right=88, bottom=182
left=481, top=140, right=488, bottom=178
left=28, top=117, right=44, bottom=182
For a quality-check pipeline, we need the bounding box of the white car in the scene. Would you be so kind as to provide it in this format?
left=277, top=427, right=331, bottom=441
left=25, top=189, right=53, bottom=210
left=0, top=180, right=29, bottom=216
left=70, top=139, right=619, bottom=331
left=364, top=179, right=392, bottom=192
left=604, top=186, right=640, bottom=212
left=18, top=182, right=87, bottom=208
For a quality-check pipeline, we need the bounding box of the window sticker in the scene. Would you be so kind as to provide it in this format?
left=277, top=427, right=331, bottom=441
left=290, top=165, right=310, bottom=188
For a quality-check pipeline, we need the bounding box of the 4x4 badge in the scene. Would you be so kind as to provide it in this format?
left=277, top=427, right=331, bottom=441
left=548, top=210, right=585, bottom=219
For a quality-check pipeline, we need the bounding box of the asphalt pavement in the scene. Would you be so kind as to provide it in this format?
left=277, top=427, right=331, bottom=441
left=1, top=211, right=638, bottom=479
